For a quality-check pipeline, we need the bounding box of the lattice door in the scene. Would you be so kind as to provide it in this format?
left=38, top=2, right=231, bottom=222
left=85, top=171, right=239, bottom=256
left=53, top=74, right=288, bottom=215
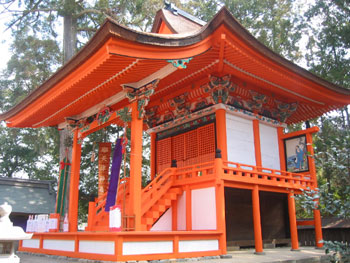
left=198, top=123, right=216, bottom=163
left=156, top=123, right=216, bottom=174
left=156, top=137, right=172, bottom=174
left=172, top=134, right=185, bottom=168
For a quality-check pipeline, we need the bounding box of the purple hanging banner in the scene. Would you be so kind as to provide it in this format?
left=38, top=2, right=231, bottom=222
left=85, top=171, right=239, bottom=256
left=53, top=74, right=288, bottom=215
left=105, top=139, right=123, bottom=212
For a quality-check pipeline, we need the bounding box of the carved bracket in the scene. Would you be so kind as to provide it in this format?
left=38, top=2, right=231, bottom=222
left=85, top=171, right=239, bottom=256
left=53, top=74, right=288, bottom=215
left=202, top=75, right=235, bottom=104
left=123, top=79, right=159, bottom=119
left=167, top=58, right=193, bottom=69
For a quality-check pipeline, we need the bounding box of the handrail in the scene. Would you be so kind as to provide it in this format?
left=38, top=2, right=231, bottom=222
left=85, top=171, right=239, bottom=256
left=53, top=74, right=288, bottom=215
left=173, top=161, right=215, bottom=183
left=141, top=168, right=175, bottom=215
left=222, top=161, right=315, bottom=189
left=91, top=177, right=130, bottom=217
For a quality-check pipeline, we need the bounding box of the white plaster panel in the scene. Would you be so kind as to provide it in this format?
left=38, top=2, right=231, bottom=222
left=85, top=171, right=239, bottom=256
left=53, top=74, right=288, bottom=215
left=22, top=239, right=40, bottom=249
left=226, top=114, right=256, bottom=165
left=191, top=187, right=216, bottom=230
left=179, top=240, right=219, bottom=253
left=151, top=207, right=172, bottom=231
left=43, top=240, right=75, bottom=252
left=79, top=241, right=114, bottom=255
left=259, top=123, right=280, bottom=170
left=177, top=191, right=186, bottom=231
left=122, top=241, right=173, bottom=255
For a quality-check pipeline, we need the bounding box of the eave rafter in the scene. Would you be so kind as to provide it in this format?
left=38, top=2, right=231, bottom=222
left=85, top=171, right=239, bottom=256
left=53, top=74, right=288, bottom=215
left=2, top=6, right=349, bottom=129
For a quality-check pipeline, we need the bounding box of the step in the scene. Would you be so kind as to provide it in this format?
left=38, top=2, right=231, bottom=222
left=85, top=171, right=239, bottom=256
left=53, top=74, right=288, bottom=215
left=142, top=217, right=153, bottom=226
left=145, top=210, right=161, bottom=219
left=163, top=192, right=178, bottom=200
left=157, top=198, right=172, bottom=206
left=168, top=188, right=183, bottom=195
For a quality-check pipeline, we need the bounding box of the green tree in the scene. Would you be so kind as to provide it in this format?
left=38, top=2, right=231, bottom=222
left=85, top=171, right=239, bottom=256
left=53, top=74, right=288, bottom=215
left=188, top=0, right=305, bottom=62
left=0, top=28, right=60, bottom=179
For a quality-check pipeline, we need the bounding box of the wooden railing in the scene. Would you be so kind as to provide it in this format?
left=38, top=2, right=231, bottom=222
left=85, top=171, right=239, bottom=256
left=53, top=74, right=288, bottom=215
left=173, top=161, right=215, bottom=185
left=87, top=158, right=316, bottom=231
left=141, top=168, right=175, bottom=215
left=86, top=177, right=129, bottom=230
left=222, top=161, right=315, bottom=190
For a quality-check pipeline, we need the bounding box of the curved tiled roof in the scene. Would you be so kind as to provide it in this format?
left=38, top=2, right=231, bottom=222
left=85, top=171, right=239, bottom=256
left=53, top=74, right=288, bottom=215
left=0, top=7, right=349, bottom=127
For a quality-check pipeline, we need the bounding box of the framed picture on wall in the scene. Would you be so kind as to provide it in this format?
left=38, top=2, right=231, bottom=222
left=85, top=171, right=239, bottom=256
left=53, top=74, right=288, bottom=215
left=284, top=135, right=309, bottom=173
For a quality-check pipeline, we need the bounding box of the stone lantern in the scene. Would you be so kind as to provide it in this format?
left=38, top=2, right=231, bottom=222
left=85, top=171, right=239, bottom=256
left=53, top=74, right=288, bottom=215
left=0, top=202, right=32, bottom=263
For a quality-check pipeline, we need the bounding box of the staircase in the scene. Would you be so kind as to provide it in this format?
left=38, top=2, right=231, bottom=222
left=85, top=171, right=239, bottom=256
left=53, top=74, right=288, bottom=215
left=86, top=168, right=183, bottom=231
left=86, top=178, right=130, bottom=231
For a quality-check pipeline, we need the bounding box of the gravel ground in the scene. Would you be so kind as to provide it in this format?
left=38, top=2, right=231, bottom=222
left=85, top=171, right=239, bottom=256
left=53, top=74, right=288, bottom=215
left=17, top=247, right=329, bottom=263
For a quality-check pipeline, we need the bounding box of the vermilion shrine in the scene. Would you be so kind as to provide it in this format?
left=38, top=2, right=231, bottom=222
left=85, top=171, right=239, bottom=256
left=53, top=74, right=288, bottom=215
left=1, top=4, right=350, bottom=262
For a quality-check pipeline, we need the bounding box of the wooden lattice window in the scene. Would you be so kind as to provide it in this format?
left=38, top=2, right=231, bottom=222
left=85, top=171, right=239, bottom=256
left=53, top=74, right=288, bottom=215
left=156, top=123, right=216, bottom=174
left=172, top=134, right=185, bottom=168
left=156, top=137, right=172, bottom=174
left=198, top=124, right=216, bottom=163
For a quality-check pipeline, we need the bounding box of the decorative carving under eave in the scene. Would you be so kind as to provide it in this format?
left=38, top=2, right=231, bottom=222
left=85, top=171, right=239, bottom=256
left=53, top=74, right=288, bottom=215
left=170, top=93, right=191, bottom=118
left=272, top=100, right=298, bottom=122
left=167, top=58, right=193, bottom=69
left=116, top=107, right=132, bottom=124
left=97, top=106, right=112, bottom=125
left=202, top=75, right=236, bottom=104
left=124, top=79, right=159, bottom=119
left=242, top=90, right=268, bottom=112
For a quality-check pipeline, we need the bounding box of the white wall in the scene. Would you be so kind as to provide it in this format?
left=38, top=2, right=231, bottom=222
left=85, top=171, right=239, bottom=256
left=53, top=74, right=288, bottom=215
left=259, top=123, right=280, bottom=170
left=177, top=191, right=186, bottom=231
left=226, top=114, right=256, bottom=165
left=150, top=207, right=172, bottom=231
left=191, top=187, right=216, bottom=230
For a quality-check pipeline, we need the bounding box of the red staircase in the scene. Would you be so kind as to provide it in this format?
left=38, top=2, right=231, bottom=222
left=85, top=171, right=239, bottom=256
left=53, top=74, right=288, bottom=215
left=86, top=178, right=130, bottom=231
left=86, top=168, right=183, bottom=231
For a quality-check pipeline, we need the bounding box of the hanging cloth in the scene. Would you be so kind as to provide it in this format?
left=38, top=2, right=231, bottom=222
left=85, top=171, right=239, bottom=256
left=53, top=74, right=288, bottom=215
left=105, top=138, right=123, bottom=212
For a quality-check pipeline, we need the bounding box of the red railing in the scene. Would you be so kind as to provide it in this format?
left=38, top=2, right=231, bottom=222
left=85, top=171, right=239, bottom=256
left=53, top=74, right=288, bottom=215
left=172, top=161, right=215, bottom=185
left=222, top=161, right=315, bottom=190
left=86, top=177, right=129, bottom=230
left=141, top=168, right=175, bottom=215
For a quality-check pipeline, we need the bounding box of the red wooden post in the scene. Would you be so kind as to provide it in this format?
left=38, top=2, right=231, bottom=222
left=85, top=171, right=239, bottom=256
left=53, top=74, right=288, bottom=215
left=129, top=101, right=143, bottom=231
left=68, top=129, right=82, bottom=232
left=252, top=185, right=264, bottom=254
left=288, top=192, right=299, bottom=250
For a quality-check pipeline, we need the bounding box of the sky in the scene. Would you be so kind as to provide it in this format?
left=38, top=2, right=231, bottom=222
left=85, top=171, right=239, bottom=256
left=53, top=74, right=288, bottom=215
left=0, top=13, right=12, bottom=71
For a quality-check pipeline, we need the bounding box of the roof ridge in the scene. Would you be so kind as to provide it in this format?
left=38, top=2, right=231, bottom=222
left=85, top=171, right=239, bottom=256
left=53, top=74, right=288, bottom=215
left=164, top=1, right=206, bottom=26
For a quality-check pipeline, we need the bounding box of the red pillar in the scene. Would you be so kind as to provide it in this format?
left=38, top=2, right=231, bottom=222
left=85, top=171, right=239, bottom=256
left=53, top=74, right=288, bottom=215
left=253, top=120, right=262, bottom=167
left=288, top=192, right=299, bottom=250
left=68, top=129, right=82, bottom=232
left=314, top=208, right=323, bottom=248
left=215, top=156, right=227, bottom=254
left=129, top=101, right=143, bottom=231
left=252, top=185, right=264, bottom=254
left=306, top=132, right=323, bottom=248
left=215, top=108, right=227, bottom=161
left=185, top=185, right=192, bottom=231
left=150, top=132, right=156, bottom=180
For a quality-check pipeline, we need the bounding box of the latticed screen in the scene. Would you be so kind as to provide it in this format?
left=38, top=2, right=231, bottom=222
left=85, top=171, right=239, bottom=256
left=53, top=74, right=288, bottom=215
left=172, top=134, right=185, bottom=168
left=198, top=124, right=216, bottom=163
left=156, top=123, right=215, bottom=174
left=156, top=137, right=172, bottom=174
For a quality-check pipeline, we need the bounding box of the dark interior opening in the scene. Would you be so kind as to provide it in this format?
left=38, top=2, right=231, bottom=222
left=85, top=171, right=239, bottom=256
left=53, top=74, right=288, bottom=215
left=225, top=187, right=290, bottom=248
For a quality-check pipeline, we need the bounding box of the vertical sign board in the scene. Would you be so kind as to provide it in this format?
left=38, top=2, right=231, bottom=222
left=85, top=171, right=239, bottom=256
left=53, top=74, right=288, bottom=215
left=98, top=143, right=112, bottom=197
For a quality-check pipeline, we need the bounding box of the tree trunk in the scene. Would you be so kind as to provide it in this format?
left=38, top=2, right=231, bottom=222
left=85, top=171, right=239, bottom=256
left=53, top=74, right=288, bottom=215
left=60, top=0, right=78, bottom=223
left=63, top=9, right=77, bottom=63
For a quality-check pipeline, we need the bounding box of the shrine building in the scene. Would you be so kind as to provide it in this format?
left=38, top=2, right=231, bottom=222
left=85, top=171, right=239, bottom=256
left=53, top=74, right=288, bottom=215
left=1, top=3, right=350, bottom=262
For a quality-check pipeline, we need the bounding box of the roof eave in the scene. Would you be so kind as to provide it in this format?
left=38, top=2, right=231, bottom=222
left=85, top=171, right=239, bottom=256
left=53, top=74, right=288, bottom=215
left=1, top=7, right=349, bottom=123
